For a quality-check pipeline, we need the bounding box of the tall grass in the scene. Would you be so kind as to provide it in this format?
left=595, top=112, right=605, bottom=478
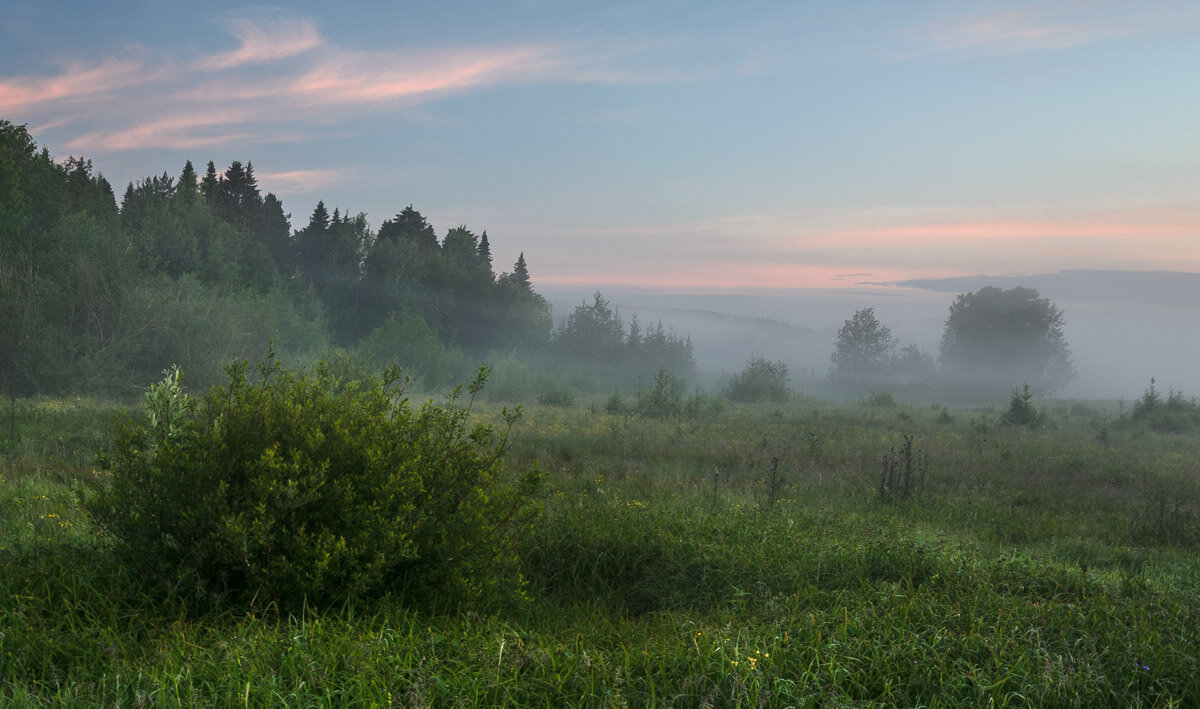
left=3, top=394, right=1200, bottom=705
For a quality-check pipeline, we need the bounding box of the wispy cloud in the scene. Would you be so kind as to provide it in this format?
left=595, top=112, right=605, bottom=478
left=524, top=206, right=1200, bottom=291
left=0, top=56, right=155, bottom=112
left=825, top=218, right=1196, bottom=246
left=1, top=10, right=592, bottom=154
left=256, top=168, right=352, bottom=196
left=64, top=109, right=263, bottom=151
left=284, top=44, right=562, bottom=105
left=907, top=2, right=1192, bottom=55
left=197, top=13, right=323, bottom=71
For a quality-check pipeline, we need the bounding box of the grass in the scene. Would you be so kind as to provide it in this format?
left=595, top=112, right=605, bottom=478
left=3, top=391, right=1200, bottom=705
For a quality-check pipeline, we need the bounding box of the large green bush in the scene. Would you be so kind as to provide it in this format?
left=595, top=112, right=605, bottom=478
left=88, top=356, right=542, bottom=609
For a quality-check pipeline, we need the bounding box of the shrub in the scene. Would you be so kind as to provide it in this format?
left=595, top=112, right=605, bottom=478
left=604, top=390, right=625, bottom=415
left=1130, top=379, right=1200, bottom=433
left=1000, top=384, right=1047, bottom=428
left=635, top=369, right=685, bottom=419
left=537, top=385, right=575, bottom=408
left=88, top=356, right=542, bottom=609
left=864, top=391, right=898, bottom=408
left=356, top=312, right=470, bottom=390
left=724, top=355, right=790, bottom=403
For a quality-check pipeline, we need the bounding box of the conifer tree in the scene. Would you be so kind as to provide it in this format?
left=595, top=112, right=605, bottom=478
left=512, top=252, right=531, bottom=291
left=477, top=230, right=493, bottom=266
left=294, top=200, right=332, bottom=285
left=377, top=205, right=438, bottom=253
left=200, top=161, right=220, bottom=208
left=176, top=160, right=198, bottom=203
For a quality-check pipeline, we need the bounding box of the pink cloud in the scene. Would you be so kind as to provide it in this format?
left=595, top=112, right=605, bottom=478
left=0, top=57, right=150, bottom=112
left=256, top=168, right=351, bottom=195
left=287, top=45, right=562, bottom=104
left=64, top=110, right=261, bottom=151
left=822, top=217, right=1198, bottom=248
left=908, top=4, right=1181, bottom=55
left=536, top=262, right=955, bottom=291
left=523, top=208, right=1200, bottom=292
left=0, top=10, right=657, bottom=154
left=197, top=14, right=323, bottom=71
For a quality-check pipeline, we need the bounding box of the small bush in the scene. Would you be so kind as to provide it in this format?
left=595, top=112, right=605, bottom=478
left=864, top=391, right=897, bottom=408
left=1131, top=379, right=1200, bottom=433
left=634, top=369, right=686, bottom=419
left=604, top=390, right=625, bottom=415
left=88, top=356, right=542, bottom=609
left=1000, top=384, right=1047, bottom=428
left=537, top=385, right=575, bottom=408
left=684, top=389, right=725, bottom=419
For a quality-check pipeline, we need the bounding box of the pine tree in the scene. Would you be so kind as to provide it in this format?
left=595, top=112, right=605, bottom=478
left=477, top=230, right=492, bottom=266
left=259, top=193, right=293, bottom=272
left=294, top=200, right=331, bottom=285
left=512, top=252, right=531, bottom=291
left=377, top=205, right=438, bottom=253
left=176, top=161, right=198, bottom=203
left=200, top=161, right=220, bottom=209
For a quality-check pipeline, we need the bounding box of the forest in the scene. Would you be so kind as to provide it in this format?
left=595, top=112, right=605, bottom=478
left=4, top=119, right=1200, bottom=706
left=0, top=119, right=694, bottom=405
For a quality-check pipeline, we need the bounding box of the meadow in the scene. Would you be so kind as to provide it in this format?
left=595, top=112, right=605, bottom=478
left=3, top=389, right=1200, bottom=707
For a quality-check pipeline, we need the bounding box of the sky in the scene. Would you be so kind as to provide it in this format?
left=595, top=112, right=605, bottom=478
left=2, top=1, right=1199, bottom=293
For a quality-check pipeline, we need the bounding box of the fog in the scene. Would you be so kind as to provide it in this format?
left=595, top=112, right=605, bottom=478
left=544, top=270, right=1200, bottom=401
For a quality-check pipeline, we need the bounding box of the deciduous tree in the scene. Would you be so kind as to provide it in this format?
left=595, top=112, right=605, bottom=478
left=829, top=308, right=896, bottom=388
left=939, top=286, right=1075, bottom=394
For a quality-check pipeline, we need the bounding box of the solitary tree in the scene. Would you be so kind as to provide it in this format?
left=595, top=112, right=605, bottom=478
left=939, top=286, right=1075, bottom=394
left=829, top=308, right=896, bottom=388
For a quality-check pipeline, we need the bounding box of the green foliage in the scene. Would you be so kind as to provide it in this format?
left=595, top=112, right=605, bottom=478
left=864, top=390, right=898, bottom=408
left=9, top=392, right=1200, bottom=705
left=355, top=312, right=469, bottom=390
left=1000, top=384, right=1048, bottom=428
left=554, top=293, right=696, bottom=387
left=724, top=354, right=790, bottom=403
left=1130, top=379, right=1200, bottom=433
left=1, top=121, right=559, bottom=399
left=634, top=368, right=685, bottom=419
left=112, top=274, right=329, bottom=391
left=88, top=358, right=543, bottom=609
left=537, top=385, right=575, bottom=408
left=555, top=292, right=625, bottom=361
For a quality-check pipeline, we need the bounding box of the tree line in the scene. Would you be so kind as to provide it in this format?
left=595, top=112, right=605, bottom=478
left=0, top=119, right=693, bottom=405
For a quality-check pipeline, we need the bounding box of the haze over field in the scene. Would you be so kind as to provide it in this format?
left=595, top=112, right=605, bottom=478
left=548, top=269, right=1200, bottom=399
left=3, top=2, right=1198, bottom=398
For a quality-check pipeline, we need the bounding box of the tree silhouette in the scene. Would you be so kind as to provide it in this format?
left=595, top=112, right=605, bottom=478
left=830, top=308, right=896, bottom=388
left=939, top=286, right=1075, bottom=394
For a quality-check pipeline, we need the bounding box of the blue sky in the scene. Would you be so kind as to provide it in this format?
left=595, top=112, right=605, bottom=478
left=3, top=1, right=1198, bottom=291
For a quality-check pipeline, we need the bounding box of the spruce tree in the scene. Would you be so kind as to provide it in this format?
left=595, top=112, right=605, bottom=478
left=512, top=252, right=531, bottom=291
left=477, top=230, right=493, bottom=266
left=377, top=205, right=438, bottom=253
left=176, top=160, right=198, bottom=202
left=200, top=161, right=220, bottom=209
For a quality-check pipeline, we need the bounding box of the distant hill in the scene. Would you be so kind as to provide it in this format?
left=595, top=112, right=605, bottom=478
left=894, top=270, right=1200, bottom=308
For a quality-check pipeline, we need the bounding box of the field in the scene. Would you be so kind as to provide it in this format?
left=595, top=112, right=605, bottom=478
left=3, top=391, right=1200, bottom=707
